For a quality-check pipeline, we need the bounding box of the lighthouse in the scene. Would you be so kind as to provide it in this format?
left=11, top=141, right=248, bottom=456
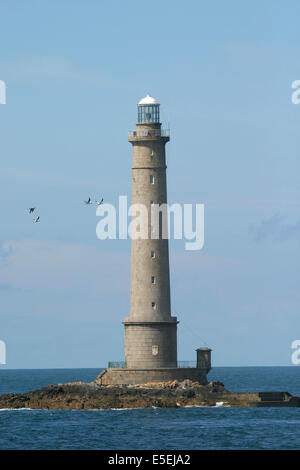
left=123, top=94, right=178, bottom=369
left=97, top=95, right=211, bottom=385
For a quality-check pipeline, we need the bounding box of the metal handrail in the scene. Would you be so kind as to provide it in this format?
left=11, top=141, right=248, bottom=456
left=108, top=360, right=205, bottom=369
left=177, top=361, right=197, bottom=368
left=108, top=361, right=127, bottom=368
left=128, top=129, right=170, bottom=138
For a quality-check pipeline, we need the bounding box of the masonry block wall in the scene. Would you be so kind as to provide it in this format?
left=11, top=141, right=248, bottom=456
left=123, top=115, right=178, bottom=370
left=97, top=367, right=209, bottom=386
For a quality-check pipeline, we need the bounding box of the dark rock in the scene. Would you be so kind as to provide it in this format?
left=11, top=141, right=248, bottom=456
left=0, top=380, right=298, bottom=410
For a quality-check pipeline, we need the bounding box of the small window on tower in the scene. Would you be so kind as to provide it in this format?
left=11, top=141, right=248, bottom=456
left=150, top=200, right=154, bottom=205
left=151, top=276, right=155, bottom=285
left=151, top=251, right=155, bottom=259
left=150, top=175, right=155, bottom=184
left=152, top=302, right=156, bottom=310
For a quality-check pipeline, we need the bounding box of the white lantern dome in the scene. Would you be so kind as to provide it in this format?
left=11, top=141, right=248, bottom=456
left=138, top=94, right=159, bottom=106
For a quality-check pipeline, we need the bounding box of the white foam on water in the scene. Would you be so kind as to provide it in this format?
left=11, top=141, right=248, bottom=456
left=0, top=408, right=37, bottom=411
left=214, top=402, right=230, bottom=407
left=183, top=405, right=208, bottom=408
left=182, top=403, right=232, bottom=409
left=75, top=407, right=146, bottom=411
left=110, top=407, right=144, bottom=411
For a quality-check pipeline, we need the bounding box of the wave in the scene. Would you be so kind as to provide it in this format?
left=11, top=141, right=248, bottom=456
left=70, top=407, right=146, bottom=411
left=183, top=405, right=208, bottom=408
left=0, top=408, right=37, bottom=411
left=0, top=404, right=230, bottom=412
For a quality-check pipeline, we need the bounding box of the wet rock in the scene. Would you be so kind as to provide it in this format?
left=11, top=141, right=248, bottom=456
left=0, top=380, right=298, bottom=410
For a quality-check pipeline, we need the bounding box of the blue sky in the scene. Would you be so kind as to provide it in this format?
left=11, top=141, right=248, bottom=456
left=0, top=0, right=299, bottom=368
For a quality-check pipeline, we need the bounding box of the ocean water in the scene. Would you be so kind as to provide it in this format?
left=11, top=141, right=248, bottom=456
left=0, top=367, right=300, bottom=450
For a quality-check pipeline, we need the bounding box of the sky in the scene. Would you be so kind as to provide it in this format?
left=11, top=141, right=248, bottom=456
left=0, top=0, right=299, bottom=369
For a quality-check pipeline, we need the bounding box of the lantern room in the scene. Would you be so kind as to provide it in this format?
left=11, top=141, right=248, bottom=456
left=137, top=94, right=160, bottom=123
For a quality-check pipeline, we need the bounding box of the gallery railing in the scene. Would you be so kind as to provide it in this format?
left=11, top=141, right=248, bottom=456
left=128, top=129, right=170, bottom=139
left=108, top=361, right=127, bottom=368
left=108, top=360, right=203, bottom=368
left=177, top=361, right=197, bottom=368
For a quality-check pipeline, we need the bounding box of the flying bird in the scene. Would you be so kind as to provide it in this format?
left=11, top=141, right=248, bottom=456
left=84, top=198, right=92, bottom=205
left=33, top=216, right=40, bottom=223
left=29, top=208, right=35, bottom=214
left=95, top=198, right=104, bottom=205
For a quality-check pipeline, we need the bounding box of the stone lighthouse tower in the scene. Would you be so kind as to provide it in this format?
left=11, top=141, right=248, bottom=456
left=123, top=94, right=178, bottom=369
left=97, top=95, right=212, bottom=385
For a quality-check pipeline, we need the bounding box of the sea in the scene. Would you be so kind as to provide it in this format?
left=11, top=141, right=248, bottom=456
left=0, top=367, right=300, bottom=450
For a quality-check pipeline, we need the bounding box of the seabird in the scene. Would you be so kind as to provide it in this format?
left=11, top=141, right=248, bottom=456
left=29, top=208, right=35, bottom=214
left=33, top=216, right=40, bottom=223
left=84, top=198, right=92, bottom=205
left=95, top=198, right=104, bottom=205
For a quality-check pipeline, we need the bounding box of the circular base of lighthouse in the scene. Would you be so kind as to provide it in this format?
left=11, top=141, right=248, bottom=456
left=123, top=319, right=178, bottom=369
left=96, top=367, right=210, bottom=386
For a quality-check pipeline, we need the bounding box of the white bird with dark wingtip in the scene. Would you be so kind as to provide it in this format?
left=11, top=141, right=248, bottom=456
left=95, top=198, right=104, bottom=205
left=29, top=207, right=35, bottom=214
left=33, top=216, right=40, bottom=223
left=84, top=198, right=92, bottom=205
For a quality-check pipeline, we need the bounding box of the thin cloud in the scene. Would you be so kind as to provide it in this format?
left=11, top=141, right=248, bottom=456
left=0, top=57, right=126, bottom=88
left=0, top=57, right=80, bottom=80
left=249, top=214, right=300, bottom=242
left=0, top=239, right=129, bottom=294
left=0, top=166, right=103, bottom=189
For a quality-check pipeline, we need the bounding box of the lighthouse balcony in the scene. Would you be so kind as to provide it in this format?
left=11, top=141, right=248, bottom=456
left=107, top=360, right=206, bottom=369
left=128, top=128, right=170, bottom=141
